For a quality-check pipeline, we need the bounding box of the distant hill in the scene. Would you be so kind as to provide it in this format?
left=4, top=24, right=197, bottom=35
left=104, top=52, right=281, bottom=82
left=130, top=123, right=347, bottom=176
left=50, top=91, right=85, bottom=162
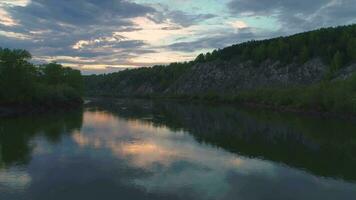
left=85, top=24, right=356, bottom=114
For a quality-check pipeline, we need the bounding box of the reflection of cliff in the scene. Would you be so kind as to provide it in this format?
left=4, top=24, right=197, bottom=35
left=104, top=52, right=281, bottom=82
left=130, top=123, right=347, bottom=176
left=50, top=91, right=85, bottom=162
left=0, top=109, right=83, bottom=168
left=89, top=99, right=356, bottom=181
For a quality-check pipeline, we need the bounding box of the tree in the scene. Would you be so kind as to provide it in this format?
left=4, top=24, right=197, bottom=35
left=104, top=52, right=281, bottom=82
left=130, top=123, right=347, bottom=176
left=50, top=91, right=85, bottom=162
left=0, top=48, right=83, bottom=106
left=205, top=52, right=212, bottom=61
left=63, top=67, right=84, bottom=93
left=330, top=51, right=344, bottom=72
left=40, top=63, right=64, bottom=85
left=195, top=53, right=205, bottom=63
left=253, top=44, right=267, bottom=62
left=347, top=38, right=356, bottom=60
left=0, top=49, right=36, bottom=103
left=299, top=46, right=310, bottom=64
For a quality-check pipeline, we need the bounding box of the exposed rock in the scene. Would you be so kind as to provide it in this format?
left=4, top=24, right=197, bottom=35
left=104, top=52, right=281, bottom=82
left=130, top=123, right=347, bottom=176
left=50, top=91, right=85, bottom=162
left=333, top=63, right=356, bottom=80
left=166, top=58, right=328, bottom=95
left=98, top=59, right=356, bottom=96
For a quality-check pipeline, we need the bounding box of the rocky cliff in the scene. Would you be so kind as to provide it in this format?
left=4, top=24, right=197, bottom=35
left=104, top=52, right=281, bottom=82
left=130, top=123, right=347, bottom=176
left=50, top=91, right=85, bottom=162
left=85, top=59, right=356, bottom=97
left=166, top=59, right=331, bottom=95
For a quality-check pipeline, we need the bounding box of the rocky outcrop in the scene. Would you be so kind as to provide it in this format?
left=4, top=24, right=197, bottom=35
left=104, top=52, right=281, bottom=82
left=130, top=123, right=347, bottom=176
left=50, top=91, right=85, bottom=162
left=333, top=63, right=356, bottom=80
left=166, top=58, right=329, bottom=95
left=88, top=59, right=356, bottom=97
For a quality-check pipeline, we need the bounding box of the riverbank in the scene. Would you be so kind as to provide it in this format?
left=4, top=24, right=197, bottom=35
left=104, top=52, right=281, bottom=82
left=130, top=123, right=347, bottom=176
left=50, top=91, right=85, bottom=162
left=86, top=94, right=356, bottom=121
left=0, top=99, right=83, bottom=118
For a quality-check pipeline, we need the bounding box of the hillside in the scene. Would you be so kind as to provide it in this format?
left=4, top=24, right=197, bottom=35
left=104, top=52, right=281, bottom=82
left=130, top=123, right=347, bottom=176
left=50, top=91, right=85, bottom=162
left=85, top=24, right=356, bottom=113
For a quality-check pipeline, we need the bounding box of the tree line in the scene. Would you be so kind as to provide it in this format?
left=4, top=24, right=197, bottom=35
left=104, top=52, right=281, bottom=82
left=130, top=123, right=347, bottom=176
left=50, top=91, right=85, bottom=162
left=85, top=24, right=356, bottom=96
left=195, top=24, right=356, bottom=70
left=0, top=48, right=83, bottom=107
left=85, top=62, right=194, bottom=96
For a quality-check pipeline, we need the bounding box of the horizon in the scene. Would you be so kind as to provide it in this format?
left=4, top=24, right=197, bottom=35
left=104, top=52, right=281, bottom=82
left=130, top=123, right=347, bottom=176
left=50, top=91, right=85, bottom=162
left=0, top=0, right=355, bottom=74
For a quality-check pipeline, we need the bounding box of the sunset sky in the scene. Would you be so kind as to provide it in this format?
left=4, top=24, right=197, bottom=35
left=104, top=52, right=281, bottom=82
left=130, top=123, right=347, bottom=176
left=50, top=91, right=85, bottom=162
left=0, top=0, right=355, bottom=74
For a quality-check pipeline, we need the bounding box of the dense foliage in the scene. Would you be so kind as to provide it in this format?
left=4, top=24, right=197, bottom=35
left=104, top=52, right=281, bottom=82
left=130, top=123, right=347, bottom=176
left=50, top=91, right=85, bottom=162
left=195, top=24, right=356, bottom=70
left=0, top=48, right=83, bottom=107
left=85, top=62, right=194, bottom=96
left=235, top=74, right=356, bottom=114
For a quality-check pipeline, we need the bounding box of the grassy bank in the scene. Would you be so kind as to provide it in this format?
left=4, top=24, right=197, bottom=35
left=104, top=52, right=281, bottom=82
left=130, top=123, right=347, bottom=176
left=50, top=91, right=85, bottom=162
left=234, top=79, right=356, bottom=114
left=156, top=74, right=356, bottom=116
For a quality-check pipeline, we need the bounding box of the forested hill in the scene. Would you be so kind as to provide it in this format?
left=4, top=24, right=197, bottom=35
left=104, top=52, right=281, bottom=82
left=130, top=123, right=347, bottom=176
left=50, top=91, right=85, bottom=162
left=194, top=24, right=356, bottom=68
left=85, top=24, right=356, bottom=114
left=0, top=48, right=83, bottom=113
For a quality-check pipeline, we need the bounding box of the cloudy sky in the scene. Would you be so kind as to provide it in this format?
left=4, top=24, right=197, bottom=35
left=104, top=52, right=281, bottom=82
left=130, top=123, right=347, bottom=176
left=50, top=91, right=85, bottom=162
left=0, top=0, right=355, bottom=74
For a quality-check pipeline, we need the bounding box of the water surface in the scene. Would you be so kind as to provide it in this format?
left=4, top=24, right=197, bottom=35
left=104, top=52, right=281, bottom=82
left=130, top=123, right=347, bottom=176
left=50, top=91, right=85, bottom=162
left=1, top=99, right=356, bottom=200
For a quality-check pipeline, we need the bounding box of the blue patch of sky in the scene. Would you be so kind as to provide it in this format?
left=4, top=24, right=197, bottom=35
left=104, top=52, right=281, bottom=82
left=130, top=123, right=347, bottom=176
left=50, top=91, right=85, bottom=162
left=132, top=0, right=280, bottom=32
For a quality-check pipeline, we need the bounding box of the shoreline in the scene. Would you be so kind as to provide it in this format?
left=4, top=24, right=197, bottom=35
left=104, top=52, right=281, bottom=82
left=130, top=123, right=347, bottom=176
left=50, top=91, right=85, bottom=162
left=0, top=100, right=83, bottom=118
left=85, top=95, right=356, bottom=120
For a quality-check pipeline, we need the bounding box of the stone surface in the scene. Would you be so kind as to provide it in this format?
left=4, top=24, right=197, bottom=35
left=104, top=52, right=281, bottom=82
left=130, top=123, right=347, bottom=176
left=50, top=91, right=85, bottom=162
left=106, top=59, right=356, bottom=96
left=166, top=59, right=329, bottom=95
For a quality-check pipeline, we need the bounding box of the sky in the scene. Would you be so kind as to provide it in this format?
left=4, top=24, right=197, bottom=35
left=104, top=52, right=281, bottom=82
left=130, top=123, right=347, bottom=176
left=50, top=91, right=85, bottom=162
left=0, top=0, right=355, bottom=74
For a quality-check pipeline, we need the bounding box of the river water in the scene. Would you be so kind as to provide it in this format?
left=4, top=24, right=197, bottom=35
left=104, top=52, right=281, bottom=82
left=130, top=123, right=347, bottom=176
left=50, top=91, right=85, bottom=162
left=1, top=99, right=356, bottom=200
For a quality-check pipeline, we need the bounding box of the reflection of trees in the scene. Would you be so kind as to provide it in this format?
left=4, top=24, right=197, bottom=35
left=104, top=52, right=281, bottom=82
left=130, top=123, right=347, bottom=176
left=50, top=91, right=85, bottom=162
left=0, top=109, right=83, bottom=167
left=90, top=99, right=356, bottom=181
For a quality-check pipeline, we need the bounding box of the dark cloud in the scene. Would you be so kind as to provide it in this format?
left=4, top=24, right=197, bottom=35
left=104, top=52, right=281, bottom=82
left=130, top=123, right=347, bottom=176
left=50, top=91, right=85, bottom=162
left=228, top=0, right=356, bottom=33
left=0, top=0, right=158, bottom=69
left=228, top=0, right=326, bottom=15
left=147, top=5, right=216, bottom=27
left=0, top=0, right=218, bottom=73
left=10, top=0, right=154, bottom=26
left=165, top=11, right=216, bottom=27
left=161, top=26, right=182, bottom=31
left=167, top=28, right=272, bottom=52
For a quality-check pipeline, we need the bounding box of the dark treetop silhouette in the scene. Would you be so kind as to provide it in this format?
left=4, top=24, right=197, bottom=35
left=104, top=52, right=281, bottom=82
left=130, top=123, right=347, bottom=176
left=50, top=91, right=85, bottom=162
left=0, top=48, right=83, bottom=115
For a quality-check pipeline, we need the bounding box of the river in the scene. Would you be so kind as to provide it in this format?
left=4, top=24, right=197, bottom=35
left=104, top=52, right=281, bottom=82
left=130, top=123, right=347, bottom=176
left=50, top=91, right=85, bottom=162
left=1, top=98, right=356, bottom=200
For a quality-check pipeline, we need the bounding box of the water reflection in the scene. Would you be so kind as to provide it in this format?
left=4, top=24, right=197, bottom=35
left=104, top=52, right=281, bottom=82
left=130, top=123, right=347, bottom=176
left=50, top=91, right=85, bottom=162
left=91, top=99, right=356, bottom=181
left=0, top=109, right=83, bottom=198
left=1, top=99, right=356, bottom=200
left=0, top=109, right=83, bottom=167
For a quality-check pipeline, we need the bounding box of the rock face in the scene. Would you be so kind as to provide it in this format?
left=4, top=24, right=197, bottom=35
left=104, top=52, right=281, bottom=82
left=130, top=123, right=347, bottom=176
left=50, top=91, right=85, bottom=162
left=334, top=63, right=356, bottom=80
left=91, top=59, right=356, bottom=97
left=166, top=58, right=329, bottom=95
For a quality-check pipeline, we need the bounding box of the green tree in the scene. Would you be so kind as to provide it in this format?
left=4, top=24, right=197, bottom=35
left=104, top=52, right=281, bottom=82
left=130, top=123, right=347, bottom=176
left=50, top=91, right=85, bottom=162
left=0, top=48, right=83, bottom=107
left=299, top=46, right=310, bottom=64
left=40, top=63, right=64, bottom=85
left=0, top=48, right=36, bottom=103
left=63, top=67, right=84, bottom=93
left=195, top=53, right=205, bottom=63
left=347, top=38, right=356, bottom=60
left=330, top=51, right=344, bottom=72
